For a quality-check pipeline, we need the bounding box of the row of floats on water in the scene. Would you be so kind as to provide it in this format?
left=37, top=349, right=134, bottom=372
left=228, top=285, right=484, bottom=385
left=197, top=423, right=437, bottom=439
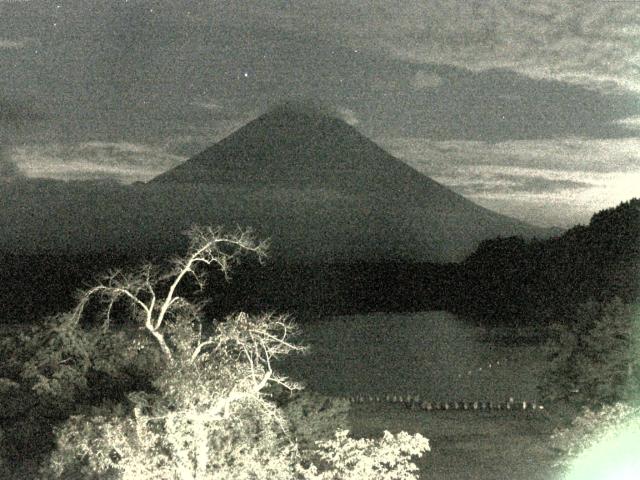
left=342, top=395, right=544, bottom=412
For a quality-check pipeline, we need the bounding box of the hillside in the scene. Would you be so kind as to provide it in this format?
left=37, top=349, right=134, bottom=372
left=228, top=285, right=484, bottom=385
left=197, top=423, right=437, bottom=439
left=448, top=197, right=640, bottom=327
left=149, top=102, right=551, bottom=262
left=0, top=104, right=564, bottom=322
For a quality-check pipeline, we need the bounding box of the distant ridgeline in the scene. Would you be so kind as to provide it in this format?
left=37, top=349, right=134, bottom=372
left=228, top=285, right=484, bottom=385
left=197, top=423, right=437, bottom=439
left=447, top=198, right=640, bottom=329
left=0, top=252, right=455, bottom=323
left=0, top=199, right=638, bottom=331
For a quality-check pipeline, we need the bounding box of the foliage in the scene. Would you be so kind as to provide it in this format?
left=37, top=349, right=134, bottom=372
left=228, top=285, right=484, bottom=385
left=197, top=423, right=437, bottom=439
left=41, top=314, right=306, bottom=479
left=278, top=391, right=351, bottom=452
left=19, top=313, right=95, bottom=404
left=32, top=225, right=430, bottom=480
left=299, top=429, right=430, bottom=480
left=14, top=313, right=159, bottom=411
left=44, top=364, right=302, bottom=480
left=46, top=403, right=429, bottom=480
left=0, top=325, right=36, bottom=380
left=540, top=297, right=640, bottom=407
left=550, top=402, right=640, bottom=471
left=42, top=313, right=429, bottom=480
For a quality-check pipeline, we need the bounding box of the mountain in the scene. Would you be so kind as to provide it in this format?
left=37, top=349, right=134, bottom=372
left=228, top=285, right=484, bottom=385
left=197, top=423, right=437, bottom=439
left=0, top=103, right=564, bottom=321
left=0, top=103, right=555, bottom=262
left=149, top=102, right=553, bottom=262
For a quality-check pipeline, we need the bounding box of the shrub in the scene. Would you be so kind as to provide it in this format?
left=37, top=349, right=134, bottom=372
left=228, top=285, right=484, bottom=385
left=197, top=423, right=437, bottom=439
left=540, top=297, right=640, bottom=407
left=45, top=393, right=429, bottom=480
left=43, top=314, right=429, bottom=479
left=41, top=312, right=307, bottom=479
left=278, top=391, right=351, bottom=452
left=299, top=429, right=430, bottom=480
left=33, top=226, right=430, bottom=479
left=44, top=377, right=302, bottom=480
left=550, top=402, right=640, bottom=475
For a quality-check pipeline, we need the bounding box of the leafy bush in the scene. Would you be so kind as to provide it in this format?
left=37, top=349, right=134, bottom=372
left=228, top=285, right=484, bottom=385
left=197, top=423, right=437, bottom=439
left=44, top=376, right=301, bottom=480
left=41, top=311, right=307, bottom=478
left=540, top=297, right=640, bottom=407
left=13, top=313, right=159, bottom=413
left=19, top=313, right=95, bottom=405
left=43, top=315, right=429, bottom=479
left=299, top=429, right=429, bottom=480
left=31, top=226, right=430, bottom=480
left=278, top=391, right=351, bottom=452
left=550, top=402, right=640, bottom=473
left=45, top=396, right=429, bottom=480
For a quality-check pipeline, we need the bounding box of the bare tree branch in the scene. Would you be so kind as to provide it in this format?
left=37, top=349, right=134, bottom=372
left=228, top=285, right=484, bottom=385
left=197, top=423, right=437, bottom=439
left=67, top=226, right=269, bottom=364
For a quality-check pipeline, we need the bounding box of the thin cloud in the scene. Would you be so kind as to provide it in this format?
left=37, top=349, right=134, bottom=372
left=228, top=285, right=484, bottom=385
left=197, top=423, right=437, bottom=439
left=336, top=107, right=360, bottom=125
left=0, top=36, right=37, bottom=50
left=382, top=136, right=640, bottom=174
left=386, top=1, right=640, bottom=94
left=437, top=172, right=592, bottom=195
left=616, top=116, right=640, bottom=130
left=0, top=146, right=24, bottom=180
left=259, top=0, right=640, bottom=94
left=432, top=165, right=596, bottom=194
left=0, top=39, right=26, bottom=49
left=380, top=135, right=640, bottom=226
left=467, top=169, right=640, bottom=228
left=1, top=95, right=45, bottom=180
left=366, top=66, right=640, bottom=141
left=10, top=142, right=186, bottom=183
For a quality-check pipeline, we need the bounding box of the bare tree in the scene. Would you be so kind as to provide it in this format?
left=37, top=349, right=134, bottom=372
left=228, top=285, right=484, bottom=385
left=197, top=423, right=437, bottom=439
left=31, top=225, right=431, bottom=480
left=33, top=226, right=312, bottom=479
left=70, top=225, right=269, bottom=361
left=24, top=226, right=307, bottom=403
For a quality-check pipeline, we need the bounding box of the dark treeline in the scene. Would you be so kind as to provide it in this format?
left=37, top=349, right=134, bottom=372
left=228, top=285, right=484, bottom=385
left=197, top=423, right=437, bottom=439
left=0, top=250, right=148, bottom=323
left=1, top=198, right=638, bottom=330
left=448, top=198, right=640, bottom=328
left=0, top=250, right=456, bottom=323
left=201, top=261, right=457, bottom=319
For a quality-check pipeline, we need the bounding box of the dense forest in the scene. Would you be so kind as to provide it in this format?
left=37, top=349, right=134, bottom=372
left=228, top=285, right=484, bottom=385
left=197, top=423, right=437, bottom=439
left=1, top=198, right=638, bottom=333
left=449, top=198, right=640, bottom=329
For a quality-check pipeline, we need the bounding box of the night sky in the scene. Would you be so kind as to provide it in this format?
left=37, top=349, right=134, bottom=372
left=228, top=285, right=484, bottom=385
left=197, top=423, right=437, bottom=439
left=1, top=0, right=639, bottom=227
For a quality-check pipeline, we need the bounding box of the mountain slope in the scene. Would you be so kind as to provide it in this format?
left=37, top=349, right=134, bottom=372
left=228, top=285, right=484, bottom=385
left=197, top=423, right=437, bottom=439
left=0, top=104, right=553, bottom=262
left=150, top=103, right=551, bottom=262
left=153, top=102, right=446, bottom=192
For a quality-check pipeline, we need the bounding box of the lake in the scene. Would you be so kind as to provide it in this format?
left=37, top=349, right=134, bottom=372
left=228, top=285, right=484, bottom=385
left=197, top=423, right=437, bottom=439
left=275, top=311, right=547, bottom=403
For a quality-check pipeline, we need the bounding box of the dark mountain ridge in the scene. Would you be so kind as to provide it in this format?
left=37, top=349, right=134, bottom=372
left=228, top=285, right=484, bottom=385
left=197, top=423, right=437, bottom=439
left=0, top=103, right=553, bottom=262
left=0, top=103, right=567, bottom=323
left=150, top=102, right=552, bottom=262
left=1, top=199, right=635, bottom=326
left=448, top=197, right=640, bottom=328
